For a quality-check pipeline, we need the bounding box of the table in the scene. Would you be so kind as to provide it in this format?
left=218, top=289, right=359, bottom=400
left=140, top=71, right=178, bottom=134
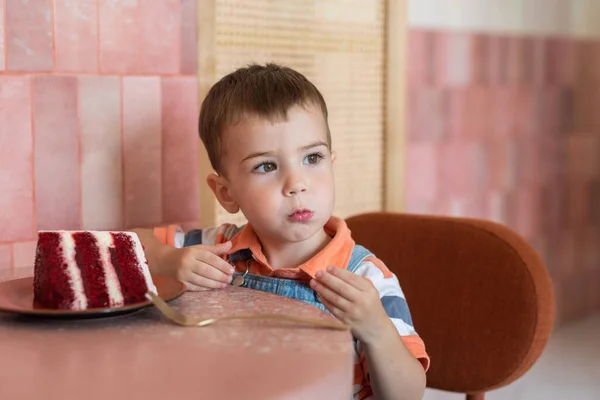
left=0, top=268, right=353, bottom=400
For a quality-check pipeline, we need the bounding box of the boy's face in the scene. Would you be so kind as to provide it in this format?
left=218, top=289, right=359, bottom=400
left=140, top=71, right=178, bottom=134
left=210, top=105, right=335, bottom=245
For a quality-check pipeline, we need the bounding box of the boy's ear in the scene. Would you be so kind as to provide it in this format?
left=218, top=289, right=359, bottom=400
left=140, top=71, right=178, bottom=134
left=331, top=150, right=337, bottom=164
left=206, top=173, right=240, bottom=214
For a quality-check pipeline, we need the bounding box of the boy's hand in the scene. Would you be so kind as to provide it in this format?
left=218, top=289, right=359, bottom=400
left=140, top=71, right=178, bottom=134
left=158, top=241, right=235, bottom=291
left=310, top=266, right=392, bottom=345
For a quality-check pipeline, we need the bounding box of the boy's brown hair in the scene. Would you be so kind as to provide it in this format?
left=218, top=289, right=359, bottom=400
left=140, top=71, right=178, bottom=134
left=198, top=63, right=330, bottom=173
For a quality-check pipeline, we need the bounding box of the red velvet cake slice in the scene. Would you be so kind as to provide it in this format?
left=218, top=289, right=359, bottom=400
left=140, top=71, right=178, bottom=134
left=33, top=231, right=157, bottom=310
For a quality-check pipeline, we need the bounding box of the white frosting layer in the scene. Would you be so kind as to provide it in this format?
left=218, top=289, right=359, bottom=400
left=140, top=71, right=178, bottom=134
left=59, top=233, right=88, bottom=310
left=124, top=232, right=157, bottom=294
left=94, top=231, right=125, bottom=307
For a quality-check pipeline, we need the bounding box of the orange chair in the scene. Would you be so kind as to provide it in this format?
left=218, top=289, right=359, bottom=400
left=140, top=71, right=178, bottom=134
left=346, top=212, right=555, bottom=400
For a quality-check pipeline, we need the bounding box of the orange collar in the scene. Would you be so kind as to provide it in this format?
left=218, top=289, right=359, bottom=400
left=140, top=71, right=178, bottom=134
left=228, top=216, right=355, bottom=278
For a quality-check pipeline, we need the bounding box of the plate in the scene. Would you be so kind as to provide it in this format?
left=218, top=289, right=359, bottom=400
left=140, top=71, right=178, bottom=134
left=0, top=275, right=185, bottom=319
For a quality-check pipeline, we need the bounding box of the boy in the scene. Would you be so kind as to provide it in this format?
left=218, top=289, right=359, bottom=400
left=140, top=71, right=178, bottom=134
left=135, top=64, right=428, bottom=400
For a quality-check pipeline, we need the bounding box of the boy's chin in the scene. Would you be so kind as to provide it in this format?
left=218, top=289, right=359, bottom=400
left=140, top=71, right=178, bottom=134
left=280, top=222, right=328, bottom=243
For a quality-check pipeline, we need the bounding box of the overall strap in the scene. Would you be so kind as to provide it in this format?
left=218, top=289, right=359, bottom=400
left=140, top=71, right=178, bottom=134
left=346, top=244, right=374, bottom=273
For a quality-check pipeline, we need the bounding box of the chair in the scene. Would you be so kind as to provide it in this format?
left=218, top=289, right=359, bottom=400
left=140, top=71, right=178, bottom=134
left=345, top=212, right=555, bottom=400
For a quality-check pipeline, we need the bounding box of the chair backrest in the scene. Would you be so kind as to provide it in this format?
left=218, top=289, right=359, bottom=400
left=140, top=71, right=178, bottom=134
left=346, top=212, right=555, bottom=395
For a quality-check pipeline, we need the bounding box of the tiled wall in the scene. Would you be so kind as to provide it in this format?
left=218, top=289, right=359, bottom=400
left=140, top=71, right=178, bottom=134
left=0, top=0, right=200, bottom=273
left=406, top=1, right=600, bottom=324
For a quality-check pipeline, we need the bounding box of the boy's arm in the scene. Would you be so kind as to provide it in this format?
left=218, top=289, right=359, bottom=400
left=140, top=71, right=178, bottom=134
left=310, top=262, right=428, bottom=400
left=131, top=226, right=235, bottom=290
left=362, top=321, right=426, bottom=400
left=130, top=228, right=174, bottom=276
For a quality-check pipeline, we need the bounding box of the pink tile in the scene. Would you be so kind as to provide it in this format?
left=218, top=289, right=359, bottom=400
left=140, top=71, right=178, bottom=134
left=545, top=38, right=576, bottom=86
left=445, top=88, right=467, bottom=139
left=54, top=0, right=98, bottom=73
left=0, top=76, right=35, bottom=243
left=486, top=35, right=509, bottom=85
left=576, top=41, right=600, bottom=86
left=574, top=228, right=600, bottom=270
left=488, top=88, right=517, bottom=139
left=484, top=189, right=507, bottom=224
left=572, top=86, right=600, bottom=133
left=123, top=77, right=162, bottom=228
left=513, top=188, right=541, bottom=239
left=12, top=241, right=37, bottom=269
left=539, top=137, right=566, bottom=183
left=485, top=138, right=510, bottom=190
left=441, top=32, right=472, bottom=87
left=407, top=30, right=430, bottom=87
left=514, top=87, right=535, bottom=135
left=558, top=88, right=574, bottom=134
left=567, top=134, right=599, bottom=178
left=79, top=76, right=123, bottom=230
left=531, top=38, right=547, bottom=87
left=530, top=88, right=561, bottom=137
left=554, top=232, right=576, bottom=279
left=507, top=37, right=534, bottom=85
left=517, top=137, right=542, bottom=185
left=566, top=180, right=590, bottom=228
left=470, top=34, right=490, bottom=85
left=180, top=0, right=197, bottom=74
left=405, top=143, right=438, bottom=203
left=437, top=141, right=480, bottom=197
left=407, top=86, right=446, bottom=141
left=431, top=32, right=449, bottom=86
left=431, top=197, right=452, bottom=216
left=99, top=0, right=139, bottom=73
left=139, top=0, right=180, bottom=74
left=0, top=245, right=12, bottom=271
left=161, top=77, right=199, bottom=223
left=539, top=182, right=565, bottom=232
left=5, top=0, right=53, bottom=71
left=33, top=76, right=80, bottom=230
left=446, top=87, right=489, bottom=140
left=404, top=198, right=433, bottom=215
left=0, top=0, right=5, bottom=70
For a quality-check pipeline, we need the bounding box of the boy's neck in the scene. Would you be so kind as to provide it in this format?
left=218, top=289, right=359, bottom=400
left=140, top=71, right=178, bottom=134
left=258, top=228, right=331, bottom=270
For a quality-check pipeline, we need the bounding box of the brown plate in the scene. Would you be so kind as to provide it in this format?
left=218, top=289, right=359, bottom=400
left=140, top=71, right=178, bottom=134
left=0, top=275, right=185, bottom=319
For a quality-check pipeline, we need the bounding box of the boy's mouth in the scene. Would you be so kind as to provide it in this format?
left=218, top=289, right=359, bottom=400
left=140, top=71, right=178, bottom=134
left=288, top=209, right=314, bottom=222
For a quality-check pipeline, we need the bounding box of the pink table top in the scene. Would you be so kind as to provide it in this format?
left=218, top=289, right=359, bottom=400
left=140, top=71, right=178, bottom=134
left=0, top=268, right=353, bottom=400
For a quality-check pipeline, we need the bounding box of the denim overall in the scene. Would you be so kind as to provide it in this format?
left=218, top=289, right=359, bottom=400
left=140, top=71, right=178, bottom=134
left=227, top=245, right=374, bottom=312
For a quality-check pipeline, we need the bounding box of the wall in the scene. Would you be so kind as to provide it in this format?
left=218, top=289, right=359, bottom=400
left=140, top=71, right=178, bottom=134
left=405, top=0, right=600, bottom=324
left=0, top=0, right=200, bottom=273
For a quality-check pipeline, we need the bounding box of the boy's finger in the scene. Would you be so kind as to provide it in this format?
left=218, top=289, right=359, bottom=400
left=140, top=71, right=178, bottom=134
left=325, top=266, right=370, bottom=291
left=192, top=261, right=233, bottom=283
left=185, top=273, right=229, bottom=290
left=319, top=296, right=345, bottom=322
left=314, top=270, right=360, bottom=302
left=310, top=279, right=351, bottom=311
left=195, top=251, right=236, bottom=275
left=192, top=241, right=233, bottom=256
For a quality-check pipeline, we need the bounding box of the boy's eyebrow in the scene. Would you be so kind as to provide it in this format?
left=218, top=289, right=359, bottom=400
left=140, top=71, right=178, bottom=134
left=300, top=141, right=329, bottom=151
left=241, top=151, right=273, bottom=163
left=241, top=141, right=329, bottom=163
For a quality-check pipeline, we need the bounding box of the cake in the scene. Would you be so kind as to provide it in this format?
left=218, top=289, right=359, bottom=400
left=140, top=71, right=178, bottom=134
left=33, top=231, right=157, bottom=310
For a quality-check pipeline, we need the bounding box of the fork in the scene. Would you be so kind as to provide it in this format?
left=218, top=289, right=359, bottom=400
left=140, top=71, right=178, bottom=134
left=145, top=291, right=350, bottom=331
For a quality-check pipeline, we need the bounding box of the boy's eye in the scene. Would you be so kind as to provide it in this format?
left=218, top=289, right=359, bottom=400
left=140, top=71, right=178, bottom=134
left=304, top=153, right=323, bottom=165
left=254, top=162, right=277, bottom=173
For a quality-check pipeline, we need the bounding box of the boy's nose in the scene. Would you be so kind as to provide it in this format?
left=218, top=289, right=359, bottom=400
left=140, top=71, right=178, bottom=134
left=283, top=172, right=308, bottom=196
